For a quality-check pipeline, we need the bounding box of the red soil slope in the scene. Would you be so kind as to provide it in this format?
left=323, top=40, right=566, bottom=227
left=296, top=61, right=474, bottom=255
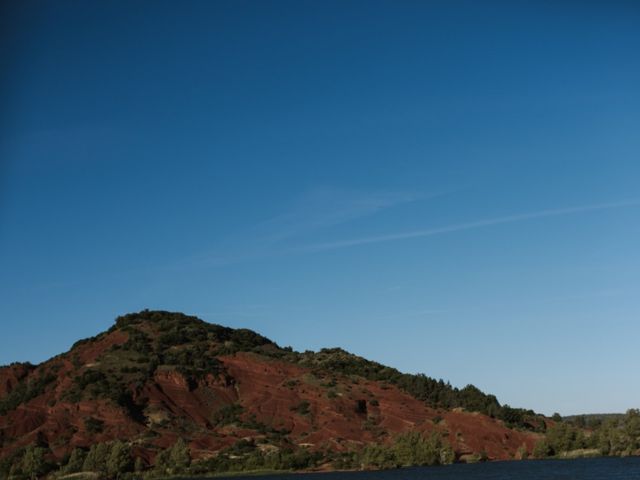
left=0, top=316, right=542, bottom=465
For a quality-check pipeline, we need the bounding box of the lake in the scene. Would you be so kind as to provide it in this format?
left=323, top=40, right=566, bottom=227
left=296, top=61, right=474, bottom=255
left=210, top=457, right=640, bottom=480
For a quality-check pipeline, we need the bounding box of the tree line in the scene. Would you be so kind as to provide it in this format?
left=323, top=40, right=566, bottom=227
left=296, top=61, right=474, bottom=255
left=533, top=409, right=640, bottom=459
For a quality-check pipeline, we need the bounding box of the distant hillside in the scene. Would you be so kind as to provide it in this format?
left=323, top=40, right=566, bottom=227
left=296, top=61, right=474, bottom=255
left=563, top=414, right=626, bottom=428
left=0, top=310, right=604, bottom=479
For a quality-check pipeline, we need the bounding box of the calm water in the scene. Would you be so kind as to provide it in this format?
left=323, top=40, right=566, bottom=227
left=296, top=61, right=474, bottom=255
left=212, top=457, right=640, bottom=480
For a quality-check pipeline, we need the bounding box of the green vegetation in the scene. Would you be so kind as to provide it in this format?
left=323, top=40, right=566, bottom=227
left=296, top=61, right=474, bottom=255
left=0, top=431, right=455, bottom=480
left=1, top=440, right=138, bottom=480
left=84, top=417, right=105, bottom=434
left=213, top=403, right=244, bottom=426
left=153, top=438, right=191, bottom=476
left=61, top=448, right=86, bottom=474
left=1, top=446, right=54, bottom=480
left=112, top=310, right=275, bottom=355
left=0, top=371, right=55, bottom=415
left=106, top=441, right=133, bottom=479
left=21, top=446, right=48, bottom=480
left=186, top=431, right=454, bottom=474
left=291, top=401, right=311, bottom=416
left=563, top=413, right=626, bottom=429
left=392, top=431, right=454, bottom=467
left=189, top=440, right=321, bottom=475
left=533, top=409, right=640, bottom=459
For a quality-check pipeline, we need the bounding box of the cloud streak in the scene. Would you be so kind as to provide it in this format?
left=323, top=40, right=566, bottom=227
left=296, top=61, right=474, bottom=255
left=254, top=187, right=432, bottom=243
left=300, top=199, right=640, bottom=252
left=178, top=187, right=441, bottom=268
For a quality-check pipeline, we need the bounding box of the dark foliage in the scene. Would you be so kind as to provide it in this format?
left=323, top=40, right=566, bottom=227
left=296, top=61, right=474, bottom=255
left=189, top=442, right=323, bottom=475
left=84, top=417, right=105, bottom=434
left=291, top=401, right=311, bottom=416
left=213, top=403, right=244, bottom=426
left=114, top=310, right=275, bottom=354
left=0, top=372, right=56, bottom=415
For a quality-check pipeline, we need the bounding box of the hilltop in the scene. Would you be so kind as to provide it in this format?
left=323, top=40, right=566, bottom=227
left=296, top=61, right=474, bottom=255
left=0, top=310, right=553, bottom=477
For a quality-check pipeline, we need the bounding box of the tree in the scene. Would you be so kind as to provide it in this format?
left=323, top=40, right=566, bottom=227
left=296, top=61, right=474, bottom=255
left=393, top=431, right=424, bottom=466
left=63, top=448, right=86, bottom=474
left=545, top=422, right=587, bottom=455
left=22, top=445, right=46, bottom=480
left=386, top=431, right=453, bottom=468
left=532, top=439, right=551, bottom=459
left=360, top=443, right=396, bottom=469
left=83, top=442, right=110, bottom=473
left=573, top=415, right=586, bottom=428
left=169, top=438, right=191, bottom=473
left=107, top=440, right=132, bottom=478
left=133, top=456, right=145, bottom=473
left=154, top=438, right=191, bottom=475
left=438, top=438, right=455, bottom=465
left=154, top=448, right=170, bottom=475
left=0, top=456, right=13, bottom=479
left=624, top=409, right=640, bottom=451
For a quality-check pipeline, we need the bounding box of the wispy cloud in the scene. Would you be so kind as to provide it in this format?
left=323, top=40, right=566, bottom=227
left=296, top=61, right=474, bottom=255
left=254, top=187, right=431, bottom=243
left=299, top=199, right=640, bottom=253
left=181, top=187, right=439, bottom=268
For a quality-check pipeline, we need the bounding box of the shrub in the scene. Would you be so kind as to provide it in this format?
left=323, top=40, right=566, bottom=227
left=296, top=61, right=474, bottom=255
left=213, top=403, right=244, bottom=426
left=355, top=399, right=367, bottom=414
left=292, top=401, right=311, bottom=416
left=84, top=417, right=104, bottom=434
left=393, top=431, right=454, bottom=467
left=533, top=439, right=551, bottom=459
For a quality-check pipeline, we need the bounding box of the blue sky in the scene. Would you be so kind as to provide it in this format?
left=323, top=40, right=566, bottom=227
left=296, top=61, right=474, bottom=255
left=1, top=1, right=639, bottom=416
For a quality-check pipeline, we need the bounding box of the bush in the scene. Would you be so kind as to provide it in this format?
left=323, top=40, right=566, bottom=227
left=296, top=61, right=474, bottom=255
left=85, top=417, right=104, bottom=434
left=533, top=439, right=551, bottom=459
left=292, top=401, right=311, bottom=416
left=213, top=403, right=244, bottom=426
left=393, top=431, right=454, bottom=467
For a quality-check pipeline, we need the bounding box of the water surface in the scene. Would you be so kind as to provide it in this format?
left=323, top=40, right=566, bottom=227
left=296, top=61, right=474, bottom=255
left=211, top=457, right=640, bottom=480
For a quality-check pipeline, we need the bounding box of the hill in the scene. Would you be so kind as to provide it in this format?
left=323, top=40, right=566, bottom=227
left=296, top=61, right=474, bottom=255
left=0, top=310, right=551, bottom=477
left=563, top=414, right=625, bottom=427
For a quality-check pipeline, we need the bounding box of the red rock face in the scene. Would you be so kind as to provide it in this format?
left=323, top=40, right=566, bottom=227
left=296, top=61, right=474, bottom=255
left=0, top=319, right=542, bottom=465
left=217, top=353, right=540, bottom=460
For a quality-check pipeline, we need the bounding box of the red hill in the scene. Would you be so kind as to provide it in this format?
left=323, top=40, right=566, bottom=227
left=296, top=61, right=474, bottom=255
left=0, top=310, right=544, bottom=474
